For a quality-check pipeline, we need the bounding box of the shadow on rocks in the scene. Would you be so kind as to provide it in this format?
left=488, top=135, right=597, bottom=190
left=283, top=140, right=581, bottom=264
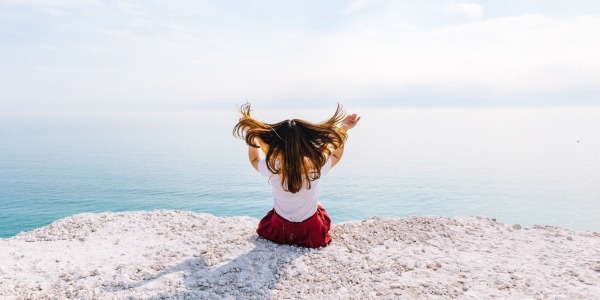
left=129, top=236, right=309, bottom=299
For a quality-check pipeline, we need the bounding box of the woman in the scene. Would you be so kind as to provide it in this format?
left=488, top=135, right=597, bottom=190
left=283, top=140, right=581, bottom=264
left=233, top=103, right=360, bottom=248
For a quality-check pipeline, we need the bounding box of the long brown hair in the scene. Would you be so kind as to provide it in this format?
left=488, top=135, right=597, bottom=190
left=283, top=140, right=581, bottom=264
left=233, top=103, right=347, bottom=193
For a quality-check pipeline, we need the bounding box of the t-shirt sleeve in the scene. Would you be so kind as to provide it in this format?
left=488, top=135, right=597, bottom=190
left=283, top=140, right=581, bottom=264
left=321, top=156, right=333, bottom=176
left=257, top=159, right=272, bottom=177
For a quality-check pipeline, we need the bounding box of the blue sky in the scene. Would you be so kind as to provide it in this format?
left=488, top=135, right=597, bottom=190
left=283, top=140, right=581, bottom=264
left=1, top=0, right=600, bottom=112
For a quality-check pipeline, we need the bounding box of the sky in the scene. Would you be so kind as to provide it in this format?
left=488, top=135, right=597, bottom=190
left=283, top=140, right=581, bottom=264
left=1, top=0, right=600, bottom=112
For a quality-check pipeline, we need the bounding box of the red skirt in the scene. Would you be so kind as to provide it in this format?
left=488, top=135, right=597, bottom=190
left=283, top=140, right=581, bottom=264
left=256, top=205, right=332, bottom=248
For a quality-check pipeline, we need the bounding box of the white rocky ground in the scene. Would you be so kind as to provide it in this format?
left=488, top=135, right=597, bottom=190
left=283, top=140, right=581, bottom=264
left=1, top=210, right=599, bottom=299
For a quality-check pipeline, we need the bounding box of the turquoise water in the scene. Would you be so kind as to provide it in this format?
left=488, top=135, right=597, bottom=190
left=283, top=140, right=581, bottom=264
left=1, top=108, right=599, bottom=238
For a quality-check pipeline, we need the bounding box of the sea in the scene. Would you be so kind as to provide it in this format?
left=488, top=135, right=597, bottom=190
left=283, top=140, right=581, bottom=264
left=1, top=107, right=599, bottom=238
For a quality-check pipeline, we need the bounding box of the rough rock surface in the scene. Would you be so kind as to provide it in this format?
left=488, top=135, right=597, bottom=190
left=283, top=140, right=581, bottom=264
left=1, top=210, right=599, bottom=299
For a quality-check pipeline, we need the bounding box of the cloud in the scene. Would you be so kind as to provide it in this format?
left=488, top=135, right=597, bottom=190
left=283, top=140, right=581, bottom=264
left=1, top=1, right=600, bottom=111
left=0, top=0, right=99, bottom=6
left=439, top=2, right=484, bottom=21
left=344, top=0, right=371, bottom=14
left=236, top=13, right=600, bottom=102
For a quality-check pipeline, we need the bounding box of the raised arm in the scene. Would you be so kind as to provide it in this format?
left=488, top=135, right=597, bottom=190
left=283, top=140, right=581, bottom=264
left=248, top=145, right=260, bottom=171
left=248, top=137, right=268, bottom=172
left=331, top=113, right=361, bottom=168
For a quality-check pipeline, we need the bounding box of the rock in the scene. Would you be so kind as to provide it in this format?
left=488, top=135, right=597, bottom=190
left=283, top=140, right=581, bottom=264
left=578, top=275, right=594, bottom=285
left=390, top=283, right=403, bottom=289
left=3, top=212, right=600, bottom=299
left=512, top=224, right=522, bottom=230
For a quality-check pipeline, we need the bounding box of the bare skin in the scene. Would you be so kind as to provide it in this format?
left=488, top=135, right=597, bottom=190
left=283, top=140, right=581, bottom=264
left=331, top=113, right=361, bottom=168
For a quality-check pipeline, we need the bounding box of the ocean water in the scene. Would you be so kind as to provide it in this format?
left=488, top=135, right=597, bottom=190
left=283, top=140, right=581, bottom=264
left=1, top=107, right=599, bottom=238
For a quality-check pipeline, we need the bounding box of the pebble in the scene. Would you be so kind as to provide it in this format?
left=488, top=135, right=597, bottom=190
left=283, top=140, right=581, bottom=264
left=390, top=283, right=403, bottom=289
left=577, top=275, right=594, bottom=285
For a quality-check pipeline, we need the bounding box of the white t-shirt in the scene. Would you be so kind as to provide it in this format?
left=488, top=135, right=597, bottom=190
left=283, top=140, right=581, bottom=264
left=258, top=157, right=332, bottom=222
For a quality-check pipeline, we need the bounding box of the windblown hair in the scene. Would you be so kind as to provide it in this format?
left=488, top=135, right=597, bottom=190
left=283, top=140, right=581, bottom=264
left=233, top=103, right=348, bottom=193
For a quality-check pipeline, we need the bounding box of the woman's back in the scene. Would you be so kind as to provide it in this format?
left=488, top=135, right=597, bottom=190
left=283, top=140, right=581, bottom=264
left=257, top=157, right=333, bottom=222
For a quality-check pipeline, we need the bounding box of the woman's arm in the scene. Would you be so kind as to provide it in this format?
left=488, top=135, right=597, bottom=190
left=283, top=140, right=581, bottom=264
left=330, top=145, right=344, bottom=168
left=331, top=113, right=360, bottom=168
left=247, top=136, right=268, bottom=172
left=242, top=123, right=265, bottom=172
left=248, top=145, right=260, bottom=171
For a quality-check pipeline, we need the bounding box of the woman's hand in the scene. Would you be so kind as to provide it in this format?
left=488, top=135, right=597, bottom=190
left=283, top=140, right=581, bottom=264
left=340, top=114, right=361, bottom=131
